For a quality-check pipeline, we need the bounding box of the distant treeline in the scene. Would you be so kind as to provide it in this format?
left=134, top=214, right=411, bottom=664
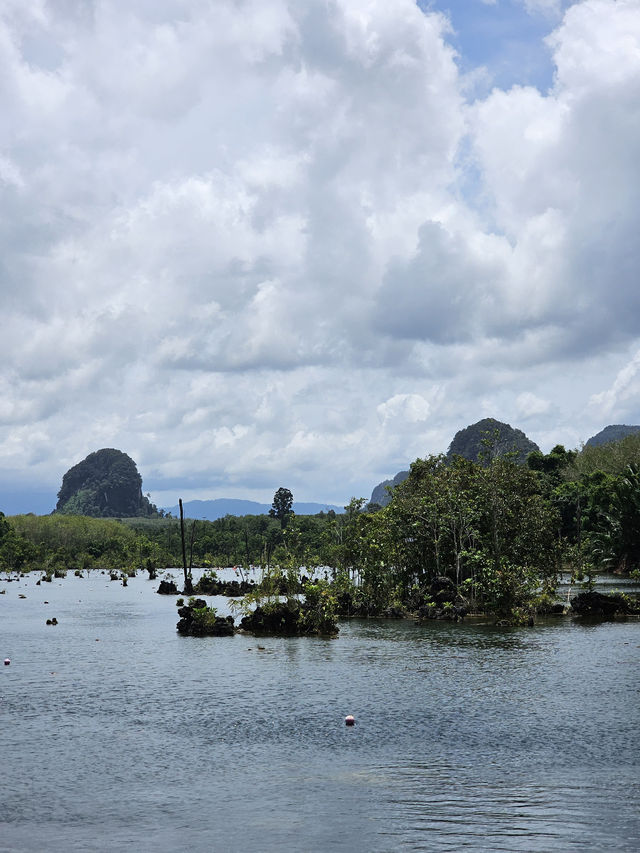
left=2, top=432, right=640, bottom=623
left=0, top=509, right=341, bottom=576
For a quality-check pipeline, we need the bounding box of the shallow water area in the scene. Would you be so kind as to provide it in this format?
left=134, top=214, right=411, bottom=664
left=1, top=570, right=639, bottom=852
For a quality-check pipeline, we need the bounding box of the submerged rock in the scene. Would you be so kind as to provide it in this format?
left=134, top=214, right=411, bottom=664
left=176, top=598, right=235, bottom=636
left=570, top=591, right=639, bottom=618
left=194, top=575, right=256, bottom=597
left=240, top=602, right=302, bottom=635
left=157, top=579, right=179, bottom=595
left=240, top=597, right=338, bottom=636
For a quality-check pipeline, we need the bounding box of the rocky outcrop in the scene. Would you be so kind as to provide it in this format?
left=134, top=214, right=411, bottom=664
left=56, top=448, right=158, bottom=518
left=194, top=575, right=256, bottom=597
left=239, top=602, right=303, bottom=634
left=176, top=598, right=235, bottom=636
left=585, top=425, right=640, bottom=447
left=447, top=418, right=539, bottom=465
left=369, top=470, right=410, bottom=508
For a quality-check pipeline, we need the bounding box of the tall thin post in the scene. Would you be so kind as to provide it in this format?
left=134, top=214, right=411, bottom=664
left=179, top=498, right=193, bottom=594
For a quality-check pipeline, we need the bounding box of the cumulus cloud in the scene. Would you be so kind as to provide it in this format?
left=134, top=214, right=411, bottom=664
left=589, top=348, right=640, bottom=418
left=377, top=394, right=431, bottom=423
left=517, top=392, right=551, bottom=418
left=0, top=0, right=639, bottom=508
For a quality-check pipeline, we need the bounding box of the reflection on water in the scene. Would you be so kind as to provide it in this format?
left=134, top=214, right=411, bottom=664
left=1, top=571, right=639, bottom=852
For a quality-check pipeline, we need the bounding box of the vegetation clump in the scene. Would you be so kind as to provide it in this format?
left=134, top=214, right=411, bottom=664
left=236, top=568, right=338, bottom=636
left=176, top=598, right=235, bottom=636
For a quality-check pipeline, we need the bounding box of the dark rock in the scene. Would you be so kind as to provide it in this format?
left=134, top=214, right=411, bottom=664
left=55, top=447, right=158, bottom=518
left=416, top=602, right=467, bottom=622
left=176, top=599, right=235, bottom=636
left=430, top=576, right=457, bottom=605
left=157, top=579, right=179, bottom=595
left=380, top=605, right=405, bottom=619
left=194, top=575, right=256, bottom=597
left=570, top=591, right=639, bottom=618
left=240, top=602, right=302, bottom=635
left=447, top=417, right=539, bottom=465
left=537, top=601, right=566, bottom=616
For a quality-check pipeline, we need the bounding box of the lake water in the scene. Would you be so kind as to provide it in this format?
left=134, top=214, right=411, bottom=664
left=1, top=571, right=639, bottom=852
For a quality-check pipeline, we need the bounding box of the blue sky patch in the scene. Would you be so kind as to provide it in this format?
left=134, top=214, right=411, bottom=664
left=419, top=0, right=573, bottom=92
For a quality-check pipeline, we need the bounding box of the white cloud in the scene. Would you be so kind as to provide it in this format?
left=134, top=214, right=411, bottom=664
left=589, top=348, right=640, bottom=417
left=517, top=392, right=551, bottom=418
left=377, top=394, right=431, bottom=423
left=0, top=0, right=639, bottom=509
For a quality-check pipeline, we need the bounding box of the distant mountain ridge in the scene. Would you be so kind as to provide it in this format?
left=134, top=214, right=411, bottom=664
left=164, top=498, right=345, bottom=521
left=585, top=424, right=640, bottom=447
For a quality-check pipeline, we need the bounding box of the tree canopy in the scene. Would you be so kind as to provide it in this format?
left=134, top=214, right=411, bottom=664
left=269, top=487, right=294, bottom=529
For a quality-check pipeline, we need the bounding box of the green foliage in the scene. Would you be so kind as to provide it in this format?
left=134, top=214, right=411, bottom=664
left=589, top=463, right=640, bottom=574
left=0, top=512, right=36, bottom=570
left=332, top=453, right=561, bottom=623
left=269, top=487, right=294, bottom=529
left=7, top=513, right=143, bottom=572
left=4, top=434, right=637, bottom=626
left=568, top=432, right=640, bottom=478
left=235, top=570, right=338, bottom=635
left=299, top=578, right=338, bottom=635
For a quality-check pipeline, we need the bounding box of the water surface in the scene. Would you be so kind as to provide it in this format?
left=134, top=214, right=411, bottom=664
left=1, top=572, right=639, bottom=852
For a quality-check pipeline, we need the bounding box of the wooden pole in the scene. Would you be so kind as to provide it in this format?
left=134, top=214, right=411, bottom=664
left=179, top=498, right=193, bottom=594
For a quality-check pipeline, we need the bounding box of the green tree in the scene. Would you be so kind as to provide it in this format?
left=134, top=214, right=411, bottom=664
left=474, top=456, right=560, bottom=619
left=269, top=487, right=294, bottom=529
left=590, top=463, right=640, bottom=575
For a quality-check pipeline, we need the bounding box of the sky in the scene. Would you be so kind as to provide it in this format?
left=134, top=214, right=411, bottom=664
left=1, top=0, right=640, bottom=515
